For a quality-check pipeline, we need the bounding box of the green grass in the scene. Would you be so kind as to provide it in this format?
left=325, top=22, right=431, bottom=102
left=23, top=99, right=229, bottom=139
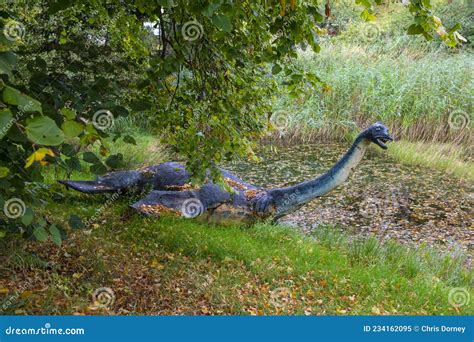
left=1, top=200, right=472, bottom=315
left=386, top=141, right=474, bottom=181
left=272, top=1, right=472, bottom=145
left=274, top=46, right=471, bottom=142
left=1, top=133, right=472, bottom=315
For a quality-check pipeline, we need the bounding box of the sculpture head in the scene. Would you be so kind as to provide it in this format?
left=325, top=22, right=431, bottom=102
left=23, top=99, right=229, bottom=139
left=361, top=122, right=393, bottom=149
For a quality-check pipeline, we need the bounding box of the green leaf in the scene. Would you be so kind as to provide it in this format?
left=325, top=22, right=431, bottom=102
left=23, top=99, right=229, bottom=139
left=0, top=109, right=13, bottom=139
left=36, top=217, right=46, bottom=227
left=407, top=24, right=425, bottom=35
left=291, top=73, right=303, bottom=83
left=0, top=166, right=9, bottom=178
left=21, top=208, right=34, bottom=225
left=307, top=6, right=324, bottom=22
left=0, top=32, right=15, bottom=52
left=60, top=107, right=76, bottom=120
left=0, top=51, right=18, bottom=77
left=61, top=144, right=76, bottom=157
left=202, top=3, right=221, bottom=17
left=61, top=120, right=84, bottom=138
left=111, top=105, right=129, bottom=117
left=212, top=14, right=232, bottom=33
left=123, top=135, right=136, bottom=145
left=68, top=214, right=85, bottom=229
left=421, top=0, right=431, bottom=9
left=448, top=23, right=461, bottom=34
left=33, top=226, right=48, bottom=242
left=272, top=64, right=282, bottom=75
left=49, top=224, right=62, bottom=246
left=360, top=9, right=376, bottom=22
left=130, top=100, right=152, bottom=111
left=83, top=152, right=100, bottom=163
left=355, top=0, right=371, bottom=8
left=105, top=153, right=123, bottom=168
left=48, top=0, right=75, bottom=14
left=25, top=116, right=65, bottom=146
left=156, top=0, right=174, bottom=8
left=90, top=162, right=107, bottom=175
left=2, top=86, right=42, bottom=113
left=65, top=156, right=81, bottom=171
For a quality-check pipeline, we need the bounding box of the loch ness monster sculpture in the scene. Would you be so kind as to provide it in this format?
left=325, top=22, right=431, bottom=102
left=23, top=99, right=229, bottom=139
left=59, top=122, right=393, bottom=224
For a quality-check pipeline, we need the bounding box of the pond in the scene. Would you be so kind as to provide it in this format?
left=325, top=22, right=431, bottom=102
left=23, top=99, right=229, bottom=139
left=225, top=144, right=473, bottom=259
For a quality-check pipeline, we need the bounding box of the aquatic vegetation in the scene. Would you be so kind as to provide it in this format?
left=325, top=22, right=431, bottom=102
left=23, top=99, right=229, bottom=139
left=226, top=144, right=473, bottom=258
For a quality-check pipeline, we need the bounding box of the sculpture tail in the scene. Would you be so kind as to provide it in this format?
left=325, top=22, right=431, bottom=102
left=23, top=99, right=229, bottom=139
left=59, top=170, right=143, bottom=194
left=59, top=162, right=194, bottom=194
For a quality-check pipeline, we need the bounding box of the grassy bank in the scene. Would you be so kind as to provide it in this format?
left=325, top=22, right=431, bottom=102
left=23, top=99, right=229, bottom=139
left=1, top=201, right=472, bottom=315
left=1, top=133, right=472, bottom=315
left=386, top=141, right=474, bottom=182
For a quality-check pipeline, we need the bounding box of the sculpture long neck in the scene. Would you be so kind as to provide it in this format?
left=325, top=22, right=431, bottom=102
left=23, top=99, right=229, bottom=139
left=269, top=136, right=370, bottom=219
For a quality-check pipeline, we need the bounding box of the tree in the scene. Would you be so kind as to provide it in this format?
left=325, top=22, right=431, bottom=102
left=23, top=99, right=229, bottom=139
left=0, top=0, right=465, bottom=243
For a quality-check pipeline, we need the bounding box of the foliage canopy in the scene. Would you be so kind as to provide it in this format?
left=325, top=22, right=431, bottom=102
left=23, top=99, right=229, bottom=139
left=0, top=0, right=466, bottom=243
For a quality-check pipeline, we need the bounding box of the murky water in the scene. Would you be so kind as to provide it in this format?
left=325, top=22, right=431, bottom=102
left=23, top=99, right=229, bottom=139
left=225, top=144, right=473, bottom=257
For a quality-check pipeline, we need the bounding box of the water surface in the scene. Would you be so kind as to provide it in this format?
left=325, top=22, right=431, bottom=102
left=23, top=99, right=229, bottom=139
left=225, top=144, right=473, bottom=258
